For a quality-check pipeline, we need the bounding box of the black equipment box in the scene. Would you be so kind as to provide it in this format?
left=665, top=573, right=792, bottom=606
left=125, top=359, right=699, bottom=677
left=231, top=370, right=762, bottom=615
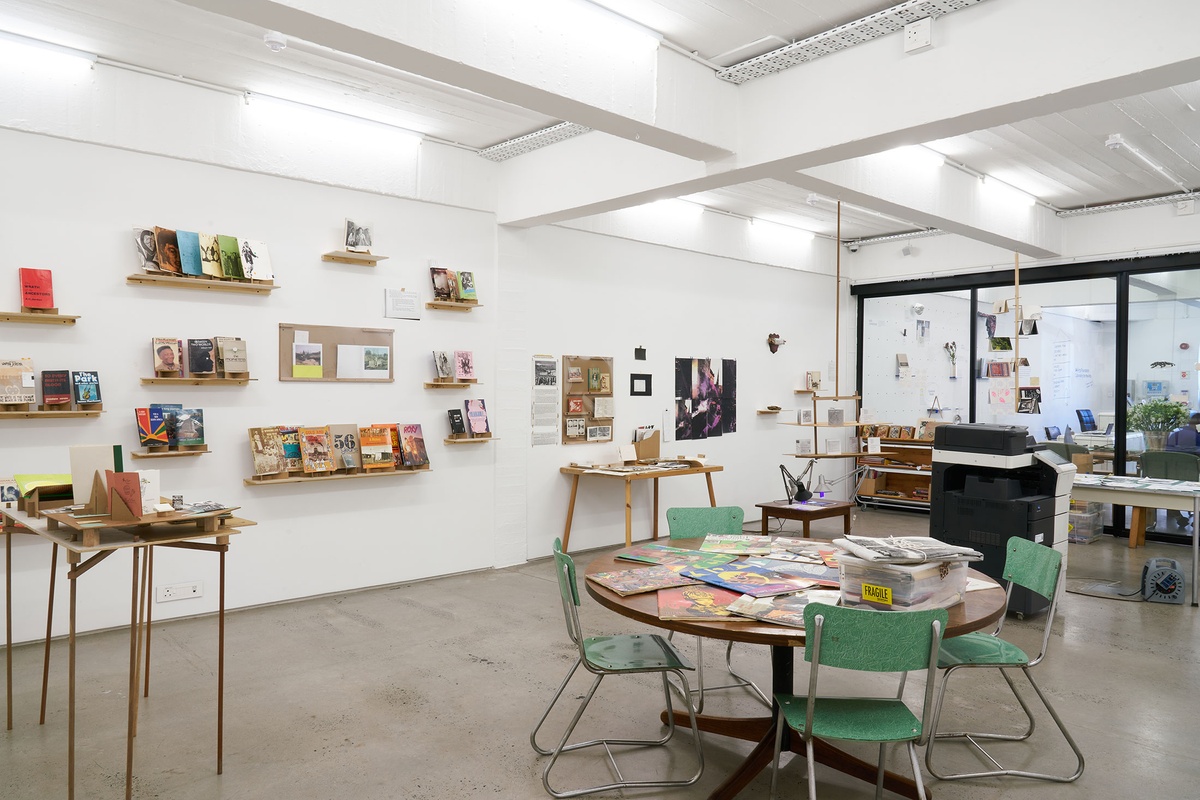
left=934, top=423, right=1032, bottom=457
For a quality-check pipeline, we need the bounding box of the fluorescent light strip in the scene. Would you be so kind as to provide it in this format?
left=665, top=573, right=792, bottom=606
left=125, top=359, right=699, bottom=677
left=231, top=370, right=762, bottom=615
left=846, top=228, right=946, bottom=248
left=0, top=29, right=97, bottom=63
left=478, top=122, right=592, bottom=161
left=715, top=0, right=990, bottom=84
left=1056, top=191, right=1200, bottom=217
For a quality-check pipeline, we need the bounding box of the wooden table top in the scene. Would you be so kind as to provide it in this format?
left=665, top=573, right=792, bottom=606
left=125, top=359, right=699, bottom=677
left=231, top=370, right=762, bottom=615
left=583, top=540, right=1006, bottom=648
left=560, top=463, right=723, bottom=480
left=756, top=500, right=854, bottom=512
left=2, top=507, right=251, bottom=554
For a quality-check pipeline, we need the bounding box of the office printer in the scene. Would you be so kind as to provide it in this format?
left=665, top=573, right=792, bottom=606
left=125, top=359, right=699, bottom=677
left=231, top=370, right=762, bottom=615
left=930, top=424, right=1076, bottom=616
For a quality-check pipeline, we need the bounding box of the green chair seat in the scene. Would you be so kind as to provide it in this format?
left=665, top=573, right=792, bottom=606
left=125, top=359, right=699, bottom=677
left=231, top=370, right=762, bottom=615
left=583, top=634, right=693, bottom=672
left=936, top=632, right=1030, bottom=668
left=778, top=695, right=922, bottom=743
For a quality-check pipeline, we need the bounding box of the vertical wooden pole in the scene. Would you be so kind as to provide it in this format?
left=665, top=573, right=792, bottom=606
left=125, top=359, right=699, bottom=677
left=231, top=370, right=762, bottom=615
left=1014, top=252, right=1021, bottom=398
left=5, top=530, right=11, bottom=732
left=217, top=547, right=226, bottom=775
left=40, top=543, right=58, bottom=724
left=125, top=548, right=140, bottom=800
left=835, top=201, right=842, bottom=397
left=144, top=547, right=153, bottom=698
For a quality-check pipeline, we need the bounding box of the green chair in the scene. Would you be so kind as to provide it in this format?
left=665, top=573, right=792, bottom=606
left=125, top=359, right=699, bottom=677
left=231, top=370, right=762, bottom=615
left=665, top=506, right=769, bottom=711
left=530, top=539, right=704, bottom=798
left=770, top=604, right=947, bottom=800
left=924, top=537, right=1084, bottom=783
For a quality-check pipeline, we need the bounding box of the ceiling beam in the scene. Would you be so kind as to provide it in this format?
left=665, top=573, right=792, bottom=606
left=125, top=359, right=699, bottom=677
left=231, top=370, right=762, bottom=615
left=176, top=0, right=737, bottom=161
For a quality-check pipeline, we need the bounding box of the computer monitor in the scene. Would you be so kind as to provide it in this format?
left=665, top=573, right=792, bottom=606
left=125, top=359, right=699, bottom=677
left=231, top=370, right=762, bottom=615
left=1044, top=426, right=1061, bottom=441
left=1075, top=409, right=1097, bottom=432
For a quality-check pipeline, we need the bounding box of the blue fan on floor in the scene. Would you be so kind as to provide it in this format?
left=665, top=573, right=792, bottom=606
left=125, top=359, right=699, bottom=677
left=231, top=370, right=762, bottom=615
left=1142, top=558, right=1185, bottom=604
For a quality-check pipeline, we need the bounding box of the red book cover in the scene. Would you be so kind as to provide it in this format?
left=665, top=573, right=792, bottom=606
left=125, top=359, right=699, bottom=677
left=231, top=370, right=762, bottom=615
left=19, top=268, right=53, bottom=309
left=105, top=470, right=142, bottom=518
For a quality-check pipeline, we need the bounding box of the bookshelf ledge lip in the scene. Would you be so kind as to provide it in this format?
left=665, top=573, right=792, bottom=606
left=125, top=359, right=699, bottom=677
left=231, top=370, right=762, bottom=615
left=0, top=311, right=79, bottom=325
left=243, top=467, right=431, bottom=486
left=140, top=377, right=254, bottom=386
left=126, top=273, right=278, bottom=294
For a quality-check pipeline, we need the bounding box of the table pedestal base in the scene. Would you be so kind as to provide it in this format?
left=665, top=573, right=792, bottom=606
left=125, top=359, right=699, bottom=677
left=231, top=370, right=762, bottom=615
left=659, top=711, right=926, bottom=799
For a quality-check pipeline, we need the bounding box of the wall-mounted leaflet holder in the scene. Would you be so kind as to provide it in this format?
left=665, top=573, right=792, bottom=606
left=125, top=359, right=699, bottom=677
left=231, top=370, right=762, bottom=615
left=896, top=353, right=910, bottom=378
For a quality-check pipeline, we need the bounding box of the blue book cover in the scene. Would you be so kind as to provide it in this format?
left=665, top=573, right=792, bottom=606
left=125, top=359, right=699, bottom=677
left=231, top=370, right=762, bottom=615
left=681, top=563, right=809, bottom=598
left=176, top=230, right=203, bottom=276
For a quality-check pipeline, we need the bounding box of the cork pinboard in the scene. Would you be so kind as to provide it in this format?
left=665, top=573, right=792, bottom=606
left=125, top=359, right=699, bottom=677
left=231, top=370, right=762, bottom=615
left=562, top=354, right=614, bottom=444
left=278, top=322, right=394, bottom=382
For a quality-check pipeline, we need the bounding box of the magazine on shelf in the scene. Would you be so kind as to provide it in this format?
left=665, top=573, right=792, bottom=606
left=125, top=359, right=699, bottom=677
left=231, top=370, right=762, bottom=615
left=832, top=535, right=983, bottom=564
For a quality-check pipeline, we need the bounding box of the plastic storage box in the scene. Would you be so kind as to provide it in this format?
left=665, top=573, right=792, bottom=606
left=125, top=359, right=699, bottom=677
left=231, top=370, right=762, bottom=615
left=1068, top=511, right=1101, bottom=543
left=838, top=555, right=967, bottom=611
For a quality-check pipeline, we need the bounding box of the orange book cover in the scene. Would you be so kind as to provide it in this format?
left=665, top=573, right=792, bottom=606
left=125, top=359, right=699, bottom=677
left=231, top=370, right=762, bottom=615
left=18, top=268, right=53, bottom=309
left=358, top=426, right=395, bottom=469
left=105, top=470, right=142, bottom=519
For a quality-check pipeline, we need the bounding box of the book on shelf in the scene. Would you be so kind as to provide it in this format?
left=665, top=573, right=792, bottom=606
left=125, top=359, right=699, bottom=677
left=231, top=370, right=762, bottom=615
left=216, top=235, right=244, bottom=279
left=134, top=228, right=160, bottom=272
left=152, top=337, right=182, bottom=374
left=566, top=396, right=585, bottom=415
left=400, top=424, right=429, bottom=467
left=278, top=425, right=302, bottom=470
left=248, top=427, right=288, bottom=475
left=18, top=268, right=53, bottom=309
left=135, top=469, right=160, bottom=515
left=464, top=399, right=490, bottom=435
left=827, top=407, right=845, bottom=426
left=587, top=367, right=601, bottom=391
left=216, top=336, right=248, bottom=374
left=328, top=423, right=361, bottom=470
left=69, top=444, right=122, bottom=505
left=456, top=270, right=477, bottom=301
left=238, top=239, right=273, bottom=280
left=725, top=593, right=829, bottom=629
left=344, top=219, right=373, bottom=252
left=358, top=426, right=396, bottom=469
left=299, top=426, right=334, bottom=473
left=432, top=351, right=454, bottom=379
left=430, top=267, right=457, bottom=301
left=585, top=565, right=700, bottom=597
left=446, top=408, right=467, bottom=435
left=135, top=407, right=169, bottom=447
left=0, top=358, right=36, bottom=404
left=805, top=370, right=821, bottom=391
left=106, top=470, right=142, bottom=518
left=174, top=408, right=205, bottom=446
left=697, top=534, right=773, bottom=555
left=593, top=396, right=614, bottom=418
left=657, top=585, right=740, bottom=620
left=373, top=422, right=401, bottom=462
left=153, top=403, right=182, bottom=445
left=198, top=233, right=222, bottom=277
left=175, top=230, right=203, bottom=276
left=0, top=476, right=17, bottom=505
left=70, top=370, right=101, bottom=404
left=187, top=338, right=217, bottom=374
left=680, top=563, right=811, bottom=598
left=40, top=369, right=72, bottom=406
left=153, top=227, right=182, bottom=274
left=454, top=350, right=475, bottom=381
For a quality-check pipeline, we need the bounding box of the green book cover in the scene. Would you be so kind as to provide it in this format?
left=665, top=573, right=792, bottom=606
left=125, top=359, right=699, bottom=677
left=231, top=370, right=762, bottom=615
left=216, top=235, right=244, bottom=279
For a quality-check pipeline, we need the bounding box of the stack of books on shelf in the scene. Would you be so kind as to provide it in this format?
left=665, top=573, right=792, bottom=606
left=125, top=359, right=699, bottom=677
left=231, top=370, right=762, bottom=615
left=246, top=422, right=431, bottom=480
left=134, top=226, right=273, bottom=283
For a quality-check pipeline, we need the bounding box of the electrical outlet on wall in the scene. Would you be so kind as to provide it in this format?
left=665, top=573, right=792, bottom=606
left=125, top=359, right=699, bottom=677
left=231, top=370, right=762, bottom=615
left=904, top=17, right=933, bottom=54
left=157, top=581, right=203, bottom=602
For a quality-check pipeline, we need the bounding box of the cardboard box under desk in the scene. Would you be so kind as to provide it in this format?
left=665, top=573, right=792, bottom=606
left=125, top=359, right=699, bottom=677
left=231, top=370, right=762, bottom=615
left=860, top=473, right=886, bottom=495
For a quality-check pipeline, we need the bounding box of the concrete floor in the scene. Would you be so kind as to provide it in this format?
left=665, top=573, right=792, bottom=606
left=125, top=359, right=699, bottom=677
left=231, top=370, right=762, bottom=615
left=3, top=506, right=1199, bottom=799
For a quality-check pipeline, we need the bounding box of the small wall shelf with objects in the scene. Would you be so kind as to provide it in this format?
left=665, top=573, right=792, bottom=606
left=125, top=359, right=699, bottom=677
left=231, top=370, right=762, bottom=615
left=426, top=299, right=481, bottom=312
left=130, top=447, right=209, bottom=459
left=244, top=467, right=429, bottom=486
left=127, top=273, right=277, bottom=295
left=0, top=311, right=79, bottom=326
left=424, top=381, right=476, bottom=389
left=427, top=264, right=480, bottom=311
left=0, top=409, right=102, bottom=419
left=444, top=435, right=497, bottom=445
left=322, top=250, right=388, bottom=266
left=142, top=377, right=253, bottom=386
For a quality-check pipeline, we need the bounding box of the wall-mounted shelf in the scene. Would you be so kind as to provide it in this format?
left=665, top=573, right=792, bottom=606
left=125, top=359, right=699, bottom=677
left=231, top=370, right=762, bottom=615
left=243, top=466, right=430, bottom=486
left=443, top=437, right=498, bottom=445
left=141, top=377, right=254, bottom=386
left=321, top=250, right=389, bottom=266
left=423, top=381, right=479, bottom=389
left=0, top=311, right=79, bottom=325
left=426, top=300, right=481, bottom=312
left=0, top=409, right=102, bottom=419
left=130, top=448, right=210, bottom=459
left=126, top=273, right=278, bottom=295
left=756, top=408, right=784, bottom=415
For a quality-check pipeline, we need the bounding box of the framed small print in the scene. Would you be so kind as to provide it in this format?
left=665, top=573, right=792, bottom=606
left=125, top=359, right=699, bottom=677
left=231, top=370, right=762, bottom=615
left=566, top=418, right=585, bottom=437
left=799, top=409, right=814, bottom=425
left=567, top=366, right=583, bottom=382
left=586, top=425, right=612, bottom=442
left=567, top=396, right=585, bottom=415
left=630, top=373, right=652, bottom=396
left=599, top=373, right=612, bottom=393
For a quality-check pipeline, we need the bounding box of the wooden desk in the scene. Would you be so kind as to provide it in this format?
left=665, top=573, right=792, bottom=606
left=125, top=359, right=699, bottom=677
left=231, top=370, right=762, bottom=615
left=1071, top=475, right=1200, bottom=605
left=756, top=500, right=853, bottom=537
left=558, top=463, right=722, bottom=552
left=2, top=504, right=251, bottom=799
left=584, top=542, right=1005, bottom=800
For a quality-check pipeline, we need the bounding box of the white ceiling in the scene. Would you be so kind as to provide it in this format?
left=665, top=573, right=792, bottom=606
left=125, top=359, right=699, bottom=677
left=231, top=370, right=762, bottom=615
left=3, top=0, right=1199, bottom=245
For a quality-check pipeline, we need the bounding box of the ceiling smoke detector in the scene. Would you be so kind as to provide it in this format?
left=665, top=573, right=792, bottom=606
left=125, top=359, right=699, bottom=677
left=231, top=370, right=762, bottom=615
left=263, top=31, right=287, bottom=53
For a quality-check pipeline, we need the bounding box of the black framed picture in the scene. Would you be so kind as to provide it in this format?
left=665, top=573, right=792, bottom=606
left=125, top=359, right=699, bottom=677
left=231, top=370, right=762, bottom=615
left=630, top=373, right=652, bottom=396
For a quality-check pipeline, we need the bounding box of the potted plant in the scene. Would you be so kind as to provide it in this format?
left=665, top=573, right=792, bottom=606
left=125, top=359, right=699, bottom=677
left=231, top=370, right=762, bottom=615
left=1126, top=398, right=1190, bottom=451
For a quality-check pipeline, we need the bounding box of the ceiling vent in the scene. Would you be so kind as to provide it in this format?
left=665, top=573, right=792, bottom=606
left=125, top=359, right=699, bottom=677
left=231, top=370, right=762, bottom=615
left=478, top=122, right=592, bottom=162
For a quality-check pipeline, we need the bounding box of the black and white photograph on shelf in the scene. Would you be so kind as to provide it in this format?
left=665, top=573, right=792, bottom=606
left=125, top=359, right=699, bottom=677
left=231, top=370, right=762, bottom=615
left=566, top=418, right=586, bottom=438
left=133, top=227, right=159, bottom=271
left=433, top=350, right=453, bottom=379
left=344, top=218, right=373, bottom=252
left=586, top=424, right=612, bottom=442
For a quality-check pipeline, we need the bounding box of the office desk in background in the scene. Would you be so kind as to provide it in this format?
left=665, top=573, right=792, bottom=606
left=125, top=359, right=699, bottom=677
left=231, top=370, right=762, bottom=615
left=559, top=463, right=721, bottom=552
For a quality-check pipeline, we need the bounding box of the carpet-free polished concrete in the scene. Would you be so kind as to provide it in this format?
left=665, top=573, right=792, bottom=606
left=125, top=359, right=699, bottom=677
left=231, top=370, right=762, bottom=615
left=3, top=506, right=1198, bottom=799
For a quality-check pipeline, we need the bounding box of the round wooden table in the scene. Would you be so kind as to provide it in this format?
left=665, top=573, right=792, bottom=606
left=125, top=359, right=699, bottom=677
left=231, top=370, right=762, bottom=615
left=584, top=542, right=1007, bottom=800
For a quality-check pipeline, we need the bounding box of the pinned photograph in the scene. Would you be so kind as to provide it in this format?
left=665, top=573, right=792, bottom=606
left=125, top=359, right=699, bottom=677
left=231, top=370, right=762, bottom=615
left=292, top=343, right=323, bottom=378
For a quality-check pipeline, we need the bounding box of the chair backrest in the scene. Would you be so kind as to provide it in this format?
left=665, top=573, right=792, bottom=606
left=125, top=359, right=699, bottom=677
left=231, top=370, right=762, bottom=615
left=803, top=604, right=947, bottom=743
left=1001, top=537, right=1063, bottom=665
left=666, top=506, right=745, bottom=539
left=1140, top=450, right=1200, bottom=481
left=1044, top=426, right=1061, bottom=441
left=1075, top=409, right=1097, bottom=432
left=551, top=539, right=585, bottom=649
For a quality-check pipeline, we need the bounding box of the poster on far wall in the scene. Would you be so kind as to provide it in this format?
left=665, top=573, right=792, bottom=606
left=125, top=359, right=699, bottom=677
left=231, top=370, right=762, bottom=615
left=674, top=357, right=737, bottom=440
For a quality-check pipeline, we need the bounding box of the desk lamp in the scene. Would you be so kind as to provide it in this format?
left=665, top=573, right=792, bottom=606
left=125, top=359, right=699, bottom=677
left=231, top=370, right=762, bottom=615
left=813, top=465, right=869, bottom=499
left=780, top=464, right=813, bottom=503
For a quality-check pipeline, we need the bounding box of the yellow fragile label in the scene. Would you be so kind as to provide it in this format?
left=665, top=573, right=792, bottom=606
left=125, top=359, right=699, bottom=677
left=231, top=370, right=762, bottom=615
left=862, top=583, right=892, bottom=606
